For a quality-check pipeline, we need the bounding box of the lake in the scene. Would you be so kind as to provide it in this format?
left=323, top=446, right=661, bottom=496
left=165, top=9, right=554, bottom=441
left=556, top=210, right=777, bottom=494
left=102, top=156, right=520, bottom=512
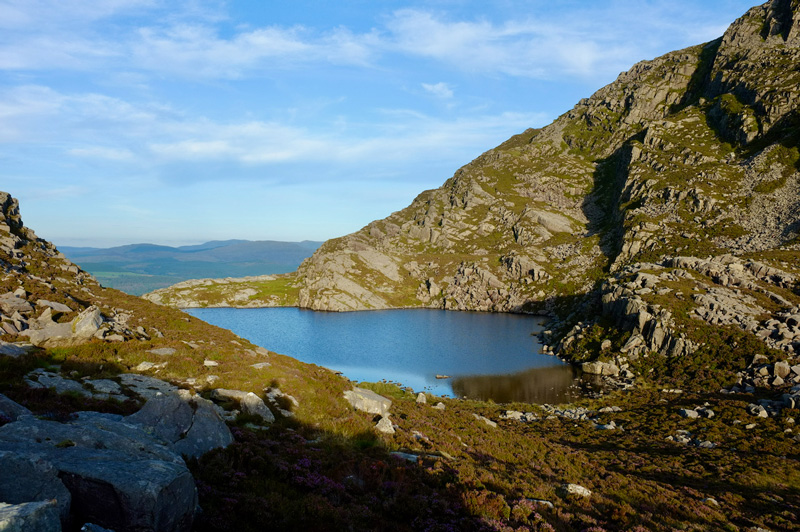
left=185, top=307, right=579, bottom=403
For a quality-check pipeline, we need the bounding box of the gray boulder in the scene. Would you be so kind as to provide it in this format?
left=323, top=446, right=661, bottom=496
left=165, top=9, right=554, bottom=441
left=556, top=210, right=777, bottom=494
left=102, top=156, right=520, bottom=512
left=210, top=389, right=275, bottom=423
left=0, top=293, right=33, bottom=315
left=0, top=393, right=32, bottom=421
left=118, top=374, right=179, bottom=400
left=343, top=387, right=392, bottom=416
left=0, top=341, right=34, bottom=358
left=71, top=306, right=103, bottom=341
left=557, top=483, right=592, bottom=498
left=0, top=501, right=61, bottom=532
left=20, top=322, right=72, bottom=348
left=0, top=413, right=197, bottom=532
left=0, top=450, right=71, bottom=523
left=774, top=360, right=791, bottom=379
left=55, top=451, right=196, bottom=532
left=126, top=391, right=233, bottom=459
left=582, top=361, right=620, bottom=377
left=375, top=416, right=395, bottom=434
left=36, top=300, right=73, bottom=314
left=25, top=369, right=90, bottom=397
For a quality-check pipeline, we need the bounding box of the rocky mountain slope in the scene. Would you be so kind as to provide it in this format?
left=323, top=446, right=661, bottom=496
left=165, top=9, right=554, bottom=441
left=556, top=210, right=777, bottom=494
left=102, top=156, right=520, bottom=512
left=146, top=0, right=800, bottom=365
left=290, top=0, right=800, bottom=314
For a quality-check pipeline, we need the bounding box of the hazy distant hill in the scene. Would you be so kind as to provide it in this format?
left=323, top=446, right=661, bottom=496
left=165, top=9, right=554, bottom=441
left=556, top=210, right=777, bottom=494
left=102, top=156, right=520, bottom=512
left=60, top=240, right=322, bottom=295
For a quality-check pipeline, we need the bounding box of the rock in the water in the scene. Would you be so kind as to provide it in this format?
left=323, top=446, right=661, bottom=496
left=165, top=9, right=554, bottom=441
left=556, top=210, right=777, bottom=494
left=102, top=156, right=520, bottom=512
left=343, top=387, right=392, bottom=416
left=125, top=392, right=233, bottom=458
left=0, top=500, right=61, bottom=532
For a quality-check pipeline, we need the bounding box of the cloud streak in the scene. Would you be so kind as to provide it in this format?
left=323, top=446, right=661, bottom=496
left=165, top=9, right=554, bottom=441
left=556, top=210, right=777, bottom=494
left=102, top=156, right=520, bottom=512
left=0, top=1, right=748, bottom=82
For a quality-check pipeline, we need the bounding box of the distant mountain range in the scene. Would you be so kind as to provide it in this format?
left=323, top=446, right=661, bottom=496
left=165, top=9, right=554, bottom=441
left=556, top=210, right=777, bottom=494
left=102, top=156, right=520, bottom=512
left=60, top=240, right=323, bottom=295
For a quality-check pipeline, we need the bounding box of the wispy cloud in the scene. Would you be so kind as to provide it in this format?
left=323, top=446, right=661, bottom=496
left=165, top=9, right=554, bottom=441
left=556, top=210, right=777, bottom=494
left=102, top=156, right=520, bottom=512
left=0, top=1, right=749, bottom=81
left=422, top=82, right=454, bottom=99
left=0, top=84, right=548, bottom=183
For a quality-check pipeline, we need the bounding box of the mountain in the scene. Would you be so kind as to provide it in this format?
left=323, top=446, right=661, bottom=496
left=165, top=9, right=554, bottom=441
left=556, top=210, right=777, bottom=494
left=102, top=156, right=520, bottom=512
left=61, top=239, right=322, bottom=295
left=291, top=1, right=800, bottom=314
left=3, top=4, right=800, bottom=528
left=146, top=0, right=800, bottom=370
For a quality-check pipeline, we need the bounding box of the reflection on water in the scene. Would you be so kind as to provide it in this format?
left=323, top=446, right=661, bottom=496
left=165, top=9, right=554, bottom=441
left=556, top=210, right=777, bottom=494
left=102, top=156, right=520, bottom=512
left=185, top=307, right=581, bottom=404
left=451, top=365, right=580, bottom=404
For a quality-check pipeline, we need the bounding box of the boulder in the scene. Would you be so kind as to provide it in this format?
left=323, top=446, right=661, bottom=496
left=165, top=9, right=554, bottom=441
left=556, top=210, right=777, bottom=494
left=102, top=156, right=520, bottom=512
left=0, top=342, right=34, bottom=358
left=0, top=501, right=61, bottom=532
left=126, top=391, right=233, bottom=459
left=774, top=360, right=791, bottom=379
left=55, top=451, right=196, bottom=532
left=0, top=413, right=197, bottom=532
left=210, top=389, right=275, bottom=423
left=0, top=450, right=71, bottom=523
left=264, top=387, right=299, bottom=417
left=0, top=294, right=33, bottom=315
left=415, top=392, right=427, bottom=404
left=20, top=322, right=72, bottom=347
left=557, top=483, right=592, bottom=498
left=148, top=348, right=176, bottom=356
left=582, top=361, right=620, bottom=377
left=24, top=369, right=90, bottom=397
left=36, top=300, right=73, bottom=314
left=0, top=393, right=32, bottom=421
left=71, top=307, right=103, bottom=341
left=343, top=387, right=392, bottom=416
left=118, top=374, right=179, bottom=400
left=375, top=416, right=395, bottom=434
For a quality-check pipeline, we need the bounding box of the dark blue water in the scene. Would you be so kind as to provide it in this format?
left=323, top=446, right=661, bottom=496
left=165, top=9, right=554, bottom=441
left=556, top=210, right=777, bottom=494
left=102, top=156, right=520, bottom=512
left=185, top=307, right=576, bottom=402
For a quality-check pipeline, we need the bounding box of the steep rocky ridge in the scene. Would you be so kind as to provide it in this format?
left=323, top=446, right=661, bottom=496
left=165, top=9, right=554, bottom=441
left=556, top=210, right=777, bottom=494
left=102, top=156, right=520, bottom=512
left=292, top=0, right=800, bottom=314
left=148, top=0, right=800, bottom=321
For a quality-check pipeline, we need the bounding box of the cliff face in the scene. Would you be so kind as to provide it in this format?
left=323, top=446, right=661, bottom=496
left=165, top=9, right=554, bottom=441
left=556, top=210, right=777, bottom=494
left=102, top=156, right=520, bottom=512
left=292, top=0, right=800, bottom=314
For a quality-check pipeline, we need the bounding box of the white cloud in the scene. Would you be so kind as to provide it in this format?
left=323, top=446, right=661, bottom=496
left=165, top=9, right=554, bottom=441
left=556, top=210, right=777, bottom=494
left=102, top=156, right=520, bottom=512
left=422, top=82, right=454, bottom=99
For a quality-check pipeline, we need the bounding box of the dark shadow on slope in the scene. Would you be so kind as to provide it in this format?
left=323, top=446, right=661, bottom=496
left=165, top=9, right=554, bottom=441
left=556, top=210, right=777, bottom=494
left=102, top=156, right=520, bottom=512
left=670, top=38, right=722, bottom=115
left=581, top=134, right=642, bottom=269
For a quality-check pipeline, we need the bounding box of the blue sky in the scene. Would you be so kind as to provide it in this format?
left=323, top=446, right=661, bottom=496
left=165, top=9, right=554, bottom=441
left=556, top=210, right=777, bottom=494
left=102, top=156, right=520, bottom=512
left=1, top=0, right=757, bottom=247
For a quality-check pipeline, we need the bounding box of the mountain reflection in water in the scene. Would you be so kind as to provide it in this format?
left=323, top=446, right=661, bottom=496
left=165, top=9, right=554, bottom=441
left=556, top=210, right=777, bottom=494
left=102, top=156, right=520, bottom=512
left=451, top=365, right=579, bottom=404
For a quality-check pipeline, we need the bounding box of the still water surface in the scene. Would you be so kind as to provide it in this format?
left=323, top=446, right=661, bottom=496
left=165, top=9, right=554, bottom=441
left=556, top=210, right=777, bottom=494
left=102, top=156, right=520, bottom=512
left=185, top=307, right=577, bottom=403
